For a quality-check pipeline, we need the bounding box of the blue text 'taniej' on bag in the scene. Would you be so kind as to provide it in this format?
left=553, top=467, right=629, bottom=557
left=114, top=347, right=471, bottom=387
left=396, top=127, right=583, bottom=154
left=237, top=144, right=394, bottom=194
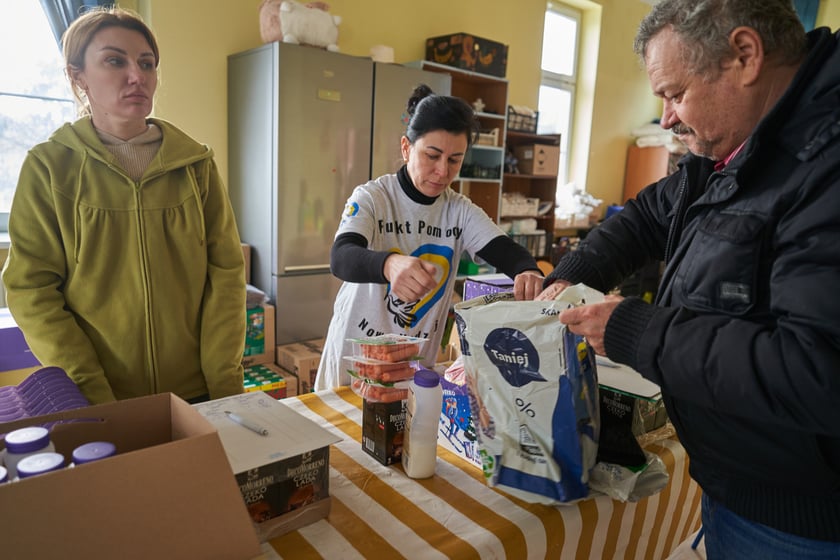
left=453, top=284, right=601, bottom=505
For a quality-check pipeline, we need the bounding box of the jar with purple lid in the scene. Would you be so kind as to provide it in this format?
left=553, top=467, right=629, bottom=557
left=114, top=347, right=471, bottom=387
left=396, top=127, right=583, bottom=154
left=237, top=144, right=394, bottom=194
left=0, top=466, right=7, bottom=484
left=3, top=426, right=55, bottom=479
left=71, top=441, right=116, bottom=465
left=16, top=452, right=66, bottom=479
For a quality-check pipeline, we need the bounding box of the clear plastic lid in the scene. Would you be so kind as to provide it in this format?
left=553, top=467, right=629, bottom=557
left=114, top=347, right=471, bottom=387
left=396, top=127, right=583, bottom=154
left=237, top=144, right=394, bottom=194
left=16, top=452, right=65, bottom=478
left=4, top=426, right=50, bottom=454
left=72, top=441, right=117, bottom=465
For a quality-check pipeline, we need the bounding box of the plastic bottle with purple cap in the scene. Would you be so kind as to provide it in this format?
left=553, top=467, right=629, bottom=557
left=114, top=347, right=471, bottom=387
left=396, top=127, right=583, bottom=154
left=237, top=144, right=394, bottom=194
left=2, top=426, right=56, bottom=479
left=402, top=368, right=443, bottom=479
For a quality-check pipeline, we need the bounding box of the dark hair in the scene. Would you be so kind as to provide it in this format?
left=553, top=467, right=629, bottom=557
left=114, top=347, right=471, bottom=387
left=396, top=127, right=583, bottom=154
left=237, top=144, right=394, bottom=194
left=63, top=6, right=160, bottom=116
left=405, top=84, right=480, bottom=147
left=634, top=0, right=806, bottom=80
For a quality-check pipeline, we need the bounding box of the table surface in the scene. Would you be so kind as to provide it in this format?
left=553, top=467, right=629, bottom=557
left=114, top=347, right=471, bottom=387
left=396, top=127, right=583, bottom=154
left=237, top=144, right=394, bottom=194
left=262, top=387, right=702, bottom=560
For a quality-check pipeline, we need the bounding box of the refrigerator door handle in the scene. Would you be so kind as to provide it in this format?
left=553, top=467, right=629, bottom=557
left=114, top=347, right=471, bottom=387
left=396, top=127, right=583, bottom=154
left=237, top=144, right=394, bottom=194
left=283, top=264, right=332, bottom=275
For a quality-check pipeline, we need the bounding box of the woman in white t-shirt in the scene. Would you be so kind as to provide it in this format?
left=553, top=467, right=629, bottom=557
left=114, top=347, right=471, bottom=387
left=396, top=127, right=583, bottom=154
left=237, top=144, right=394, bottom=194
left=315, top=84, right=544, bottom=390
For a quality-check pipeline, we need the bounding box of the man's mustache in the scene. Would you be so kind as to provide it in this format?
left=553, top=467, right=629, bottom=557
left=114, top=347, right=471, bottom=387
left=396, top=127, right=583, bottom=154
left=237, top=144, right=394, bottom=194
left=671, top=123, right=692, bottom=135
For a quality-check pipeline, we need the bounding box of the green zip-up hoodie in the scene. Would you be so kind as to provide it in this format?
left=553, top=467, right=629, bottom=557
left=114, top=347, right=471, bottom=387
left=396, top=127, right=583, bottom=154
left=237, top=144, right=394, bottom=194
left=2, top=117, right=246, bottom=404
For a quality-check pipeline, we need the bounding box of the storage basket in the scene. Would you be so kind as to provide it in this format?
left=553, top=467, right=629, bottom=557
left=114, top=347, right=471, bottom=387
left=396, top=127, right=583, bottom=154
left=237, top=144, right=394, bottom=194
left=507, top=106, right=539, bottom=133
left=501, top=193, right=540, bottom=217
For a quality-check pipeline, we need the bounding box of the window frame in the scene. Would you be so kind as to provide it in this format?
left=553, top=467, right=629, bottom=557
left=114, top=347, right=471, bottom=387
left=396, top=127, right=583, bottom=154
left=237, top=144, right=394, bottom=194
left=538, top=2, right=581, bottom=193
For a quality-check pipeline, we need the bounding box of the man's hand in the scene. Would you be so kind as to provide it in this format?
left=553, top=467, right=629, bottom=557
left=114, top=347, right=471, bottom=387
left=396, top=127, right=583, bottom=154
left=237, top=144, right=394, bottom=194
left=513, top=270, right=545, bottom=300
left=383, top=254, right=439, bottom=302
left=535, top=279, right=572, bottom=301
left=558, top=295, right=623, bottom=355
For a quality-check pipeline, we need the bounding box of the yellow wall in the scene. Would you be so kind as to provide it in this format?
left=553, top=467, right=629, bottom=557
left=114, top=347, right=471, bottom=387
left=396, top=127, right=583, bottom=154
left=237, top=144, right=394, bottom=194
left=818, top=0, right=840, bottom=27
left=139, top=0, right=840, bottom=208
left=139, top=0, right=659, bottom=206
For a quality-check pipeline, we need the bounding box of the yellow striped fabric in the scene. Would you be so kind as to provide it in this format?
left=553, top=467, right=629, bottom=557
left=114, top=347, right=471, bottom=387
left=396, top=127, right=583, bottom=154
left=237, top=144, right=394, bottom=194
left=265, top=388, right=702, bottom=560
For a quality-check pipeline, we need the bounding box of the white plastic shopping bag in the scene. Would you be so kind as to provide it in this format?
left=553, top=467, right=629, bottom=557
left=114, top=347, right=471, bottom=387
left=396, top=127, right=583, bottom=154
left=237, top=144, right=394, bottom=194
left=453, top=284, right=602, bottom=504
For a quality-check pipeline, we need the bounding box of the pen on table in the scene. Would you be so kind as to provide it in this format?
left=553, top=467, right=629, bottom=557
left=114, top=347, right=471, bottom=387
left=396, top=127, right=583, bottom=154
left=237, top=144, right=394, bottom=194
left=224, top=410, right=269, bottom=436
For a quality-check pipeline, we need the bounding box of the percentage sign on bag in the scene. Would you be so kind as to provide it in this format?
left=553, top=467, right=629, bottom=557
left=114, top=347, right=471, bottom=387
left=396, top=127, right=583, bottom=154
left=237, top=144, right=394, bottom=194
left=515, top=397, right=536, bottom=417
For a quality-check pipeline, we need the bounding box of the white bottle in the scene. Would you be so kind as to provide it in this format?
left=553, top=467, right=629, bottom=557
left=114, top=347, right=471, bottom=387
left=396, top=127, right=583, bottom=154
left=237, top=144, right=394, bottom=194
left=402, top=369, right=443, bottom=479
left=3, top=426, right=55, bottom=480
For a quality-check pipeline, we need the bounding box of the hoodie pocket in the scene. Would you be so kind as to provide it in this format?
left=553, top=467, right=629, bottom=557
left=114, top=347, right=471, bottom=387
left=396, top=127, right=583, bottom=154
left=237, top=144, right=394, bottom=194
left=677, top=211, right=766, bottom=315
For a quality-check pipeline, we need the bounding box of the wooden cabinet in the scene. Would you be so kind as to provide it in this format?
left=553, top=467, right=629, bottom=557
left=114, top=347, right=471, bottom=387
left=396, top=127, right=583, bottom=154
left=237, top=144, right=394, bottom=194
left=502, top=132, right=561, bottom=260
left=622, top=145, right=675, bottom=202
left=407, top=60, right=508, bottom=222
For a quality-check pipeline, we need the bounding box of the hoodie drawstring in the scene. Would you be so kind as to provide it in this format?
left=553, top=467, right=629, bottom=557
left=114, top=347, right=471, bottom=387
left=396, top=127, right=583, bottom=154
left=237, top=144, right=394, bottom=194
left=186, top=166, right=205, bottom=246
left=73, top=151, right=87, bottom=263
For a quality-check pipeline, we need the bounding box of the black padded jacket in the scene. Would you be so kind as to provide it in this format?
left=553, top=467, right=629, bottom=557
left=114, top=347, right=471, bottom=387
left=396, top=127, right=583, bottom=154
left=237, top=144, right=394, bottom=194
left=545, top=27, right=840, bottom=542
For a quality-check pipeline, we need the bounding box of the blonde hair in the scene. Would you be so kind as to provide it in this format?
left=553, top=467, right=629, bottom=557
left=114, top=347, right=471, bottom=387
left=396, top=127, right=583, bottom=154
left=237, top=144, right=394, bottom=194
left=62, top=6, right=160, bottom=116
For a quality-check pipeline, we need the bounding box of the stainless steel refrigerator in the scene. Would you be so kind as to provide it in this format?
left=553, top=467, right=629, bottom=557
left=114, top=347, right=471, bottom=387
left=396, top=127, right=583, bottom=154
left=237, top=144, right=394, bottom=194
left=228, top=43, right=450, bottom=345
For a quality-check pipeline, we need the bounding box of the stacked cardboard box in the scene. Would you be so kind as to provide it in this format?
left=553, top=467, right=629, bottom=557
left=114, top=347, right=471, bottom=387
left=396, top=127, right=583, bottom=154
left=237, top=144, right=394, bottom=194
left=276, top=338, right=324, bottom=394
left=244, top=304, right=275, bottom=366
left=244, top=362, right=298, bottom=399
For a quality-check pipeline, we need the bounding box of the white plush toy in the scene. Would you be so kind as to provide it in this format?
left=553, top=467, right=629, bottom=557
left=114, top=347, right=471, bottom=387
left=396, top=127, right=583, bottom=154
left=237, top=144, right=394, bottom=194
left=278, top=0, right=341, bottom=52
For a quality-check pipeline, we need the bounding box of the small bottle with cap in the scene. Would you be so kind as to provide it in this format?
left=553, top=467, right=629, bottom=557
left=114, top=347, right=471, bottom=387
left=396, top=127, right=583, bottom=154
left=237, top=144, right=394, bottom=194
left=15, top=452, right=66, bottom=479
left=71, top=441, right=116, bottom=466
left=2, top=426, right=56, bottom=480
left=402, top=368, right=443, bottom=479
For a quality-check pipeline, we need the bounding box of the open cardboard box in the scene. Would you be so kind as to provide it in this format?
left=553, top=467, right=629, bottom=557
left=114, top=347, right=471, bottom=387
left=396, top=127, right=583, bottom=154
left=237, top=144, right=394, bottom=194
left=0, top=393, right=262, bottom=560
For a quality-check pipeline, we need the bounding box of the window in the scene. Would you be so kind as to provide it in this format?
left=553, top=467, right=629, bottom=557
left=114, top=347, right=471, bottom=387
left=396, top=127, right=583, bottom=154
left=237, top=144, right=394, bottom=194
left=0, top=3, right=76, bottom=230
left=537, top=3, right=580, bottom=207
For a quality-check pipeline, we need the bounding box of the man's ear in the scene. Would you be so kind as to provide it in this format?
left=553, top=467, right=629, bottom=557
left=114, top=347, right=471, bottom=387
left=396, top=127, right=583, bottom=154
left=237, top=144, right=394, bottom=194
left=727, top=26, right=764, bottom=86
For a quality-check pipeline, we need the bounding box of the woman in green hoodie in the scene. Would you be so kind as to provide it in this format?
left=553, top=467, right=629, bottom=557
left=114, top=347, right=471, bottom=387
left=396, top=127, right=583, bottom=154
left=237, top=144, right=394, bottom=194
left=2, top=7, right=247, bottom=405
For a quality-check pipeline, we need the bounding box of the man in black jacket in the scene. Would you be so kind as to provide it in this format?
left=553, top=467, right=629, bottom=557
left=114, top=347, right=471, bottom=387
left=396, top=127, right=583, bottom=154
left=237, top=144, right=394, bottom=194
left=539, top=0, right=840, bottom=557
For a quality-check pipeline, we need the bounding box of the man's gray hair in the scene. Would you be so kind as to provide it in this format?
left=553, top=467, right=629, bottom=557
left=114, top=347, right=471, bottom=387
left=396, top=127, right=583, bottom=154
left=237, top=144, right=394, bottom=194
left=634, top=0, right=806, bottom=80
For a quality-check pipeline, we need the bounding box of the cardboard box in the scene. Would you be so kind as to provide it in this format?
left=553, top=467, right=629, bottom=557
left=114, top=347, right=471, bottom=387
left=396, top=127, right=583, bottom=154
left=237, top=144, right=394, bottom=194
left=276, top=338, right=323, bottom=394
left=244, top=304, right=275, bottom=366
left=244, top=362, right=293, bottom=399
left=426, top=32, right=508, bottom=77
left=362, top=399, right=406, bottom=465
left=514, top=144, right=560, bottom=176
left=0, top=393, right=262, bottom=560
left=463, top=273, right=514, bottom=301
left=194, top=392, right=341, bottom=542
left=241, top=242, right=251, bottom=284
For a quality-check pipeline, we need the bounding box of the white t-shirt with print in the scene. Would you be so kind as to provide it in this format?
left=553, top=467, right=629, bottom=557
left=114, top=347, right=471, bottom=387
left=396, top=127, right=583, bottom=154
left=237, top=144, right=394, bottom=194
left=315, top=173, right=504, bottom=390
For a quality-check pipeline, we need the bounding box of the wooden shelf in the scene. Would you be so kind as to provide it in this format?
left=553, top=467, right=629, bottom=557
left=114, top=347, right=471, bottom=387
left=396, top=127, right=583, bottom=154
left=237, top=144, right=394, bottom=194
left=502, top=132, right=562, bottom=261
left=408, top=60, right=509, bottom=222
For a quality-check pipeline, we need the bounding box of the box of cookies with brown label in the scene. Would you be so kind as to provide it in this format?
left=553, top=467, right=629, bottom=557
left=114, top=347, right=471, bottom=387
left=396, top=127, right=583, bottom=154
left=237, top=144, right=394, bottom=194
left=194, top=391, right=341, bottom=541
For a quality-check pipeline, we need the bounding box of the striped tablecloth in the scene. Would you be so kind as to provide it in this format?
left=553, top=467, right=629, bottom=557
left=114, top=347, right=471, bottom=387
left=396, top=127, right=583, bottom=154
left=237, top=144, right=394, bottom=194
left=263, top=387, right=702, bottom=560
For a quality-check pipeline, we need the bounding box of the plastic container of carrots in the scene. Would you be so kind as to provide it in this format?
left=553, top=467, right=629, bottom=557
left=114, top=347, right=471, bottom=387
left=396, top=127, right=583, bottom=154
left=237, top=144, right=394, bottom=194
left=345, top=356, right=416, bottom=383
left=350, top=377, right=409, bottom=403
left=350, top=334, right=426, bottom=363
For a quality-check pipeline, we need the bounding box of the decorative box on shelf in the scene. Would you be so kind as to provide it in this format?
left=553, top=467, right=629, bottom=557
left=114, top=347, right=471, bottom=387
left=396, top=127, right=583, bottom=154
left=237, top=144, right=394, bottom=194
left=425, top=33, right=508, bottom=77
left=507, top=106, right=539, bottom=133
